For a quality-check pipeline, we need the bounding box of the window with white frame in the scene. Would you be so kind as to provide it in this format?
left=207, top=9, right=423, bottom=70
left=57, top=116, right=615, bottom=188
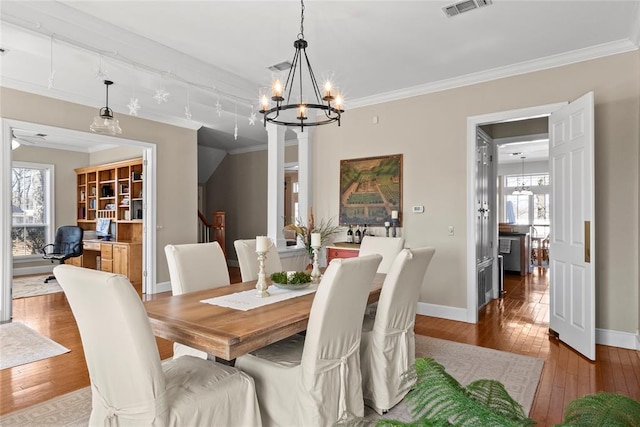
left=12, top=162, right=54, bottom=257
left=504, top=172, right=550, bottom=237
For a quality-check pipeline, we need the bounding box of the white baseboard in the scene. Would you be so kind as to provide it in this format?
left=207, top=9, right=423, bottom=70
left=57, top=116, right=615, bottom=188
left=13, top=265, right=54, bottom=276
left=416, top=302, right=469, bottom=323
left=596, top=328, right=640, bottom=350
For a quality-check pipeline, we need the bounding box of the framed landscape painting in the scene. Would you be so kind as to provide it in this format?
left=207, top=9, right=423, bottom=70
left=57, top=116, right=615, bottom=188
left=339, top=154, right=402, bottom=227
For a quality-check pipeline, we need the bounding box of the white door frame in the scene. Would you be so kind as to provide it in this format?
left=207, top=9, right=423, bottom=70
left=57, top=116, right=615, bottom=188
left=1, top=119, right=157, bottom=322
left=466, top=102, right=566, bottom=323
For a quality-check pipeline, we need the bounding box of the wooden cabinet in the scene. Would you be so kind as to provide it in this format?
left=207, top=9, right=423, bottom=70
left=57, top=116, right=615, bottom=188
left=75, top=159, right=144, bottom=295
left=326, top=243, right=360, bottom=264
left=75, top=158, right=143, bottom=242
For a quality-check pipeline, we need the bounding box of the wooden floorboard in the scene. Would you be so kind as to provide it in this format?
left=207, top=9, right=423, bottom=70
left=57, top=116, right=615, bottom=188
left=2, top=267, right=639, bottom=426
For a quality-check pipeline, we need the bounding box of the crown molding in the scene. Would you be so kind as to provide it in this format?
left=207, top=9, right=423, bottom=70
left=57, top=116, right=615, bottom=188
left=348, top=39, right=639, bottom=110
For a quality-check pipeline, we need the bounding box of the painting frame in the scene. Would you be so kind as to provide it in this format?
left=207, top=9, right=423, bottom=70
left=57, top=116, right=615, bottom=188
left=339, top=154, right=403, bottom=227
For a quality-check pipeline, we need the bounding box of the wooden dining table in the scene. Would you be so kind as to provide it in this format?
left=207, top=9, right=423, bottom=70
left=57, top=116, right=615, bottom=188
left=144, top=273, right=385, bottom=361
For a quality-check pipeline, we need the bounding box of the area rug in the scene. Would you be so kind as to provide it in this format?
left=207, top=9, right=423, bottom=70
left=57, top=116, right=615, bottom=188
left=0, top=322, right=70, bottom=370
left=12, top=274, right=62, bottom=299
left=0, top=335, right=544, bottom=425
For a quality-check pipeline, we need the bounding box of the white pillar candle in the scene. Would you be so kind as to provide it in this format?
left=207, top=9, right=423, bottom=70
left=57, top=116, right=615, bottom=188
left=256, top=236, right=269, bottom=253
left=391, top=210, right=398, bottom=219
left=311, top=232, right=321, bottom=247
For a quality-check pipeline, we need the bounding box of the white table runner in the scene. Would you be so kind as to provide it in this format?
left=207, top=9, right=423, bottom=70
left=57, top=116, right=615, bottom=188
left=200, top=284, right=318, bottom=311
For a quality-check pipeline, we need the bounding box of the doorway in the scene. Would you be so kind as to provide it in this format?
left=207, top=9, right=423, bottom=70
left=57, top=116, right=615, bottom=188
left=467, top=94, right=596, bottom=361
left=1, top=119, right=157, bottom=322
left=465, top=102, right=566, bottom=324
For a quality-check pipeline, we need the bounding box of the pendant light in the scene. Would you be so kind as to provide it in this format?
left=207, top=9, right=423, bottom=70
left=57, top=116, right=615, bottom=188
left=512, top=156, right=533, bottom=196
left=259, top=0, right=344, bottom=131
left=90, top=80, right=122, bottom=135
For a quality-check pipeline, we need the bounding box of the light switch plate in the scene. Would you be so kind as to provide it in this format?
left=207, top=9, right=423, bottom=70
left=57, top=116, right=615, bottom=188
left=412, top=205, right=424, bottom=213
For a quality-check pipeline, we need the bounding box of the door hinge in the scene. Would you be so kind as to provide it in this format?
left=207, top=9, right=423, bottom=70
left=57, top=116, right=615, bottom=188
left=143, top=159, right=148, bottom=166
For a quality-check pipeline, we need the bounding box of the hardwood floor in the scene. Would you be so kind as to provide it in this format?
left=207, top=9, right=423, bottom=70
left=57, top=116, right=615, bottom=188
left=2, top=267, right=639, bottom=426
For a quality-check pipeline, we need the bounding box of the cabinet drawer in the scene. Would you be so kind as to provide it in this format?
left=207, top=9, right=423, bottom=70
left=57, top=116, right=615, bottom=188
left=67, top=256, right=83, bottom=267
left=100, top=243, right=113, bottom=258
left=101, top=259, right=113, bottom=272
left=84, top=241, right=100, bottom=251
left=327, top=248, right=360, bottom=263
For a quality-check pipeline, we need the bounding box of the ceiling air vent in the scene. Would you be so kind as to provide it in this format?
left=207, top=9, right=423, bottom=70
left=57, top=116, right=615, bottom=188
left=267, top=61, right=292, bottom=72
left=443, top=0, right=492, bottom=17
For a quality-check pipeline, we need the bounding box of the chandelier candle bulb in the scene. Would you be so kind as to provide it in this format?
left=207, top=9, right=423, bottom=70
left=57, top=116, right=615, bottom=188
left=256, top=236, right=269, bottom=253
left=323, top=81, right=333, bottom=100
left=272, top=80, right=284, bottom=99
left=297, top=104, right=307, bottom=120
left=311, top=232, right=321, bottom=247
left=391, top=210, right=398, bottom=219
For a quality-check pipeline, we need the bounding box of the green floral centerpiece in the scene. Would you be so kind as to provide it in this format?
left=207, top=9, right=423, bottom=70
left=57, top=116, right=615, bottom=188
left=270, top=271, right=312, bottom=290
left=285, top=211, right=340, bottom=257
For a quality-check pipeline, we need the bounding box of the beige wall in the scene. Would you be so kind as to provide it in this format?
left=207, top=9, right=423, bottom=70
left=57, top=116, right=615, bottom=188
left=2, top=87, right=198, bottom=284
left=205, top=144, right=298, bottom=258
left=313, top=51, right=639, bottom=334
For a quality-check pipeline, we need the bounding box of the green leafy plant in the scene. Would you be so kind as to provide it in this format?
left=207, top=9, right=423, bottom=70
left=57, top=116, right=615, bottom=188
left=555, top=392, right=640, bottom=427
left=337, top=357, right=535, bottom=427
left=285, top=210, right=340, bottom=257
left=270, top=271, right=311, bottom=285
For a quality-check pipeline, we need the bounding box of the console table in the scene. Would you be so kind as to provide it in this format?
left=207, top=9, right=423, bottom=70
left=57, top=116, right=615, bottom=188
left=326, top=242, right=360, bottom=264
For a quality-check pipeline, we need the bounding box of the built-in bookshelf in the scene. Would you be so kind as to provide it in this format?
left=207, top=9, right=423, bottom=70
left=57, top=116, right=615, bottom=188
left=75, top=158, right=143, bottom=242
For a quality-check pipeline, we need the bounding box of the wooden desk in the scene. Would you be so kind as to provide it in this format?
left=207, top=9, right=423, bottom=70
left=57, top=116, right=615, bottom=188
left=144, top=274, right=385, bottom=361
left=67, top=239, right=142, bottom=295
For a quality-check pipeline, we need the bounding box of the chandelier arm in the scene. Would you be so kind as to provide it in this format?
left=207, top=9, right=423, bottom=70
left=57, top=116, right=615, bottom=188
left=302, top=48, right=324, bottom=105
left=284, top=47, right=301, bottom=106
left=298, top=45, right=304, bottom=105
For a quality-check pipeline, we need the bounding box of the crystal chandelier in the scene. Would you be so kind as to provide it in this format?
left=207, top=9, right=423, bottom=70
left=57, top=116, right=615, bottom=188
left=90, top=80, right=122, bottom=136
left=512, top=156, right=533, bottom=196
left=259, top=0, right=344, bottom=131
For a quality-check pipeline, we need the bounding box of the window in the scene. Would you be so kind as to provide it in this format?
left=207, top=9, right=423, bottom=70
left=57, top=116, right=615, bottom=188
left=12, top=162, right=54, bottom=258
left=503, top=173, right=550, bottom=235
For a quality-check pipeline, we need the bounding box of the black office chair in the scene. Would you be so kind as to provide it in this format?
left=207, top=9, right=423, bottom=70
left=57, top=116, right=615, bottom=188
left=42, top=226, right=84, bottom=283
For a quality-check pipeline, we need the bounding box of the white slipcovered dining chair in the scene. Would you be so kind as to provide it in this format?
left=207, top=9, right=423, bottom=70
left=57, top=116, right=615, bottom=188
left=358, top=236, right=405, bottom=273
left=165, top=242, right=230, bottom=359
left=360, top=247, right=436, bottom=414
left=235, top=254, right=382, bottom=427
left=234, top=238, right=283, bottom=282
left=359, top=236, right=406, bottom=316
left=54, top=265, right=262, bottom=427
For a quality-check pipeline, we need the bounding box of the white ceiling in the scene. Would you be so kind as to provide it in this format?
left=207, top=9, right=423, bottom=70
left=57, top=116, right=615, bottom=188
left=1, top=0, right=639, bottom=153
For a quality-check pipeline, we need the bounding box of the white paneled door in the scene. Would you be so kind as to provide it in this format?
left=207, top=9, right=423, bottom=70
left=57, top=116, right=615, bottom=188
left=548, top=92, right=595, bottom=360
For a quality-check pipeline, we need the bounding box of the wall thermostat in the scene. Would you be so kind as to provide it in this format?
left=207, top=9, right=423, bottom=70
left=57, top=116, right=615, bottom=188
left=412, top=205, right=424, bottom=213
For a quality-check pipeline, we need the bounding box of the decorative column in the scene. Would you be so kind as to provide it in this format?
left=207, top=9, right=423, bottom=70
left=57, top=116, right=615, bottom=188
left=293, top=127, right=313, bottom=232
left=266, top=123, right=286, bottom=248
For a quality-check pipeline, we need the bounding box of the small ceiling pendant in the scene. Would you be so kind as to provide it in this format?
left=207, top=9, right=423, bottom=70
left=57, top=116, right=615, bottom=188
left=90, top=80, right=122, bottom=136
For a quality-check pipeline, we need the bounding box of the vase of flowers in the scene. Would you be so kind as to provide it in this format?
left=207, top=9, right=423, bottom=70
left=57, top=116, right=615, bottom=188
left=284, top=211, right=340, bottom=262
